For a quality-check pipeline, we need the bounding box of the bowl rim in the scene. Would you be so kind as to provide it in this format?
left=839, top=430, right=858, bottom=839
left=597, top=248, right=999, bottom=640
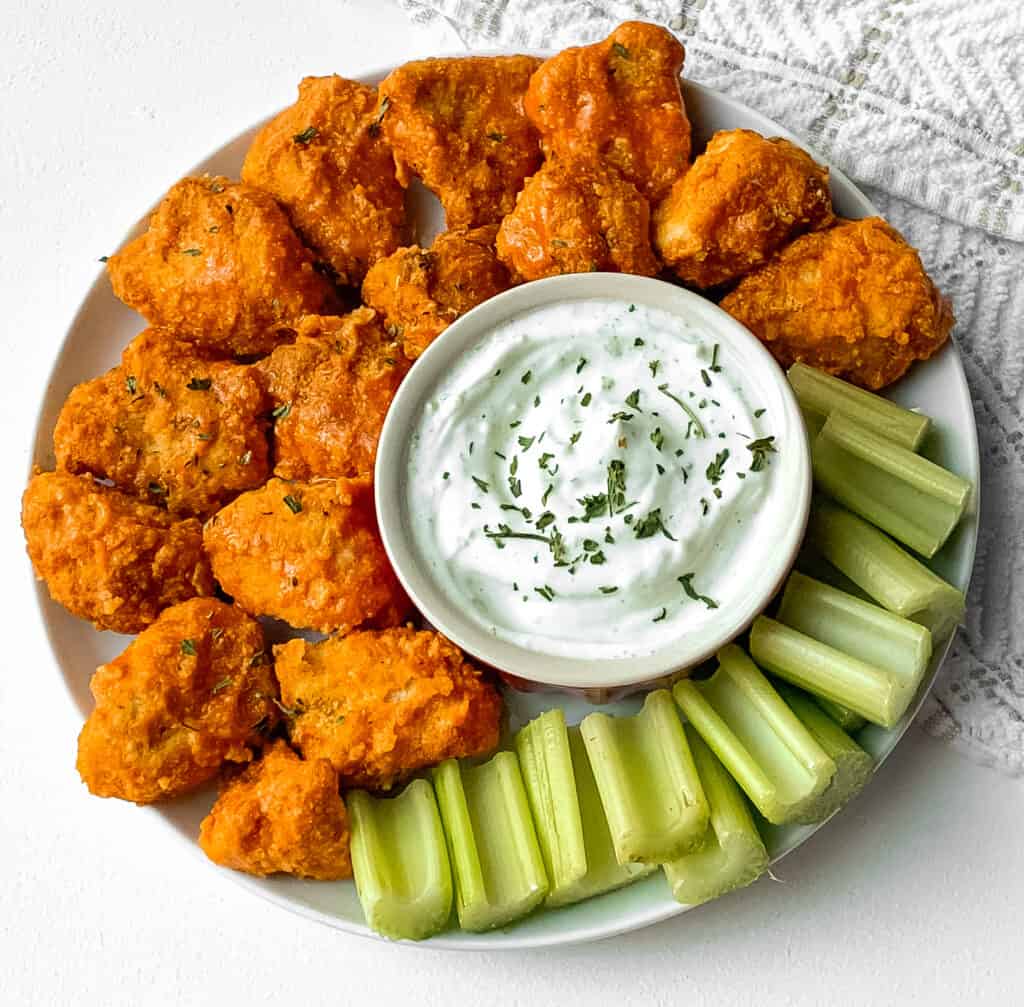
left=375, top=272, right=812, bottom=689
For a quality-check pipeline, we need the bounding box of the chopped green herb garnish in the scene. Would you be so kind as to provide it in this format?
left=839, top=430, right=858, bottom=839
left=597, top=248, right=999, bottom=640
left=634, top=337, right=645, bottom=347
left=625, top=389, right=641, bottom=410
left=541, top=483, right=554, bottom=506
left=577, top=493, right=608, bottom=522
left=650, top=427, right=664, bottom=452
left=292, top=126, right=319, bottom=144
left=508, top=476, right=523, bottom=498
left=487, top=131, right=506, bottom=142
left=148, top=482, right=167, bottom=496
left=700, top=497, right=710, bottom=515
left=678, top=573, right=720, bottom=609
left=633, top=508, right=676, bottom=541
left=612, top=42, right=631, bottom=59
left=494, top=451, right=507, bottom=461
left=367, top=97, right=390, bottom=137
left=187, top=377, right=212, bottom=391
left=180, top=639, right=197, bottom=657
left=701, top=369, right=712, bottom=387
left=599, top=585, right=619, bottom=594
left=472, top=476, right=490, bottom=494
left=576, top=357, right=588, bottom=374
left=535, top=585, right=556, bottom=602
left=608, top=411, right=634, bottom=423
left=656, top=463, right=665, bottom=475
left=125, top=375, right=137, bottom=395
left=518, top=435, right=535, bottom=450
left=569, top=431, right=582, bottom=446
left=283, top=494, right=302, bottom=513
left=538, top=452, right=554, bottom=471
left=607, top=459, right=628, bottom=516
left=581, top=392, right=592, bottom=407
left=443, top=471, right=450, bottom=480
left=657, top=385, right=707, bottom=438
left=271, top=402, right=292, bottom=419
left=181, top=248, right=202, bottom=256
left=211, top=676, right=233, bottom=695
left=706, top=449, right=730, bottom=484
left=521, top=370, right=532, bottom=385
left=649, top=359, right=661, bottom=378
left=588, top=550, right=607, bottom=565
left=604, top=526, right=615, bottom=544
left=710, top=344, right=721, bottom=372
left=747, top=436, right=777, bottom=472
left=754, top=407, right=767, bottom=418
left=653, top=608, right=668, bottom=622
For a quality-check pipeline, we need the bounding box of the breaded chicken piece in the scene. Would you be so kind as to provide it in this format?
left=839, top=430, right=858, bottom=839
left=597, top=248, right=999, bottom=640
left=107, top=176, right=338, bottom=356
left=242, top=75, right=406, bottom=287
left=654, top=129, right=835, bottom=288
left=199, top=740, right=351, bottom=880
left=22, top=471, right=213, bottom=634
left=254, top=310, right=408, bottom=480
left=379, top=55, right=543, bottom=228
left=76, top=598, right=278, bottom=804
left=525, top=22, right=690, bottom=202
left=274, top=627, right=502, bottom=791
left=362, top=225, right=512, bottom=358
left=54, top=328, right=271, bottom=518
left=203, top=475, right=409, bottom=634
left=496, top=158, right=658, bottom=280
left=720, top=217, right=954, bottom=389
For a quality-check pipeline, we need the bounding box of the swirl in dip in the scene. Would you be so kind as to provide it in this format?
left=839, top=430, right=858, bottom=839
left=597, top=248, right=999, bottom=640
left=405, top=297, right=786, bottom=661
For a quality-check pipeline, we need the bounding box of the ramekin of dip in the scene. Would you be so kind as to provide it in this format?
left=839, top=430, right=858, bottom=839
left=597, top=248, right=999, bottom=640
left=375, top=273, right=810, bottom=696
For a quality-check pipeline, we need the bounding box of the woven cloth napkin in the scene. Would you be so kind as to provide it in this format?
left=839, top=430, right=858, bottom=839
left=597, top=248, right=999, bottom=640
left=399, top=0, right=1024, bottom=775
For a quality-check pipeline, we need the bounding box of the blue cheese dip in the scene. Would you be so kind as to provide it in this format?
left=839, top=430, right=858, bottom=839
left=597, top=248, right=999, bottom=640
left=405, top=298, right=781, bottom=660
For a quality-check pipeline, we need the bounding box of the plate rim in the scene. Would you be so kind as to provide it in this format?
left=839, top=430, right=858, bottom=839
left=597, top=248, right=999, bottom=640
left=25, top=54, right=982, bottom=951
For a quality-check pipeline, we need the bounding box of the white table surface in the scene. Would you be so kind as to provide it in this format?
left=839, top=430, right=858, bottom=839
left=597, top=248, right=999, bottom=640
left=2, top=2, right=1022, bottom=1004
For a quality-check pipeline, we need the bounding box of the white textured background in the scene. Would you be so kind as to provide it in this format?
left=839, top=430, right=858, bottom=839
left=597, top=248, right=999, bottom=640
left=2, top=2, right=1023, bottom=1004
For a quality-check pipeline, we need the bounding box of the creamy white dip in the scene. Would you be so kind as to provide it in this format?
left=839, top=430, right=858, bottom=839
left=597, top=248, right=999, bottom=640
left=405, top=298, right=780, bottom=659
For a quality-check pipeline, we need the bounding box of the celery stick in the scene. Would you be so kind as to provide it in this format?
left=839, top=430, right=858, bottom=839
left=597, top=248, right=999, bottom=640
left=813, top=695, right=867, bottom=734
left=663, top=726, right=768, bottom=906
left=808, top=499, right=966, bottom=641
left=346, top=779, right=453, bottom=941
left=433, top=753, right=548, bottom=932
left=774, top=682, right=874, bottom=825
left=779, top=572, right=932, bottom=687
left=787, top=362, right=930, bottom=451
left=514, top=710, right=587, bottom=901
left=672, top=646, right=835, bottom=825
left=799, top=404, right=826, bottom=440
left=813, top=413, right=972, bottom=557
left=751, top=616, right=910, bottom=728
left=581, top=690, right=709, bottom=865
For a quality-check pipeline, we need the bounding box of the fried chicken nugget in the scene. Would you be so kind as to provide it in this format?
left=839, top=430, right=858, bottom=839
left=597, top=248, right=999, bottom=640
left=203, top=476, right=409, bottom=633
left=496, top=158, right=658, bottom=280
left=76, top=598, right=279, bottom=804
left=720, top=217, right=954, bottom=389
left=362, top=225, right=512, bottom=358
left=107, top=176, right=338, bottom=356
left=242, top=75, right=406, bottom=287
left=379, top=55, right=543, bottom=228
left=254, top=310, right=409, bottom=480
left=199, top=740, right=351, bottom=880
left=54, top=329, right=271, bottom=518
left=654, top=129, right=835, bottom=288
left=274, top=627, right=502, bottom=790
left=524, top=22, right=690, bottom=202
left=22, top=471, right=213, bottom=634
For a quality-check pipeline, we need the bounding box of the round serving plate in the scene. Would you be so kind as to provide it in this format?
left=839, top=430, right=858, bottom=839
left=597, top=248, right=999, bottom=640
left=29, top=57, right=980, bottom=950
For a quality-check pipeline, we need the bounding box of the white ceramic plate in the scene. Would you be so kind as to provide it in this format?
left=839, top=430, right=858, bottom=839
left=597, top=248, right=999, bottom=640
left=29, top=62, right=980, bottom=950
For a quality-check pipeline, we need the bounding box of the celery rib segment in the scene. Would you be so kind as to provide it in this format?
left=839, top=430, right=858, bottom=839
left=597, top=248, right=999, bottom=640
left=787, top=362, right=930, bottom=451
left=773, top=682, right=874, bottom=825
left=812, top=695, right=867, bottom=734
left=812, top=413, right=972, bottom=557
left=663, top=726, right=768, bottom=906
left=580, top=690, right=709, bottom=865
left=433, top=753, right=548, bottom=932
left=346, top=779, right=453, bottom=942
left=750, top=572, right=933, bottom=730
left=808, top=499, right=965, bottom=642
left=672, top=645, right=835, bottom=825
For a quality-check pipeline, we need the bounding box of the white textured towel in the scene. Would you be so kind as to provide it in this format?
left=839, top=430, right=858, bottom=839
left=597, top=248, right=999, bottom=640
left=400, top=0, right=1024, bottom=775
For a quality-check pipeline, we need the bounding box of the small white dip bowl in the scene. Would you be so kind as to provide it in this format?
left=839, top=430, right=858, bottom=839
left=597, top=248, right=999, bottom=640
left=375, top=273, right=810, bottom=695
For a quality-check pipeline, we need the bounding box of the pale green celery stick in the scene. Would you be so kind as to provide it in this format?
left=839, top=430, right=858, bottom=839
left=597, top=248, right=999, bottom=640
left=812, top=413, right=972, bottom=557
left=808, top=498, right=966, bottom=642
left=779, top=571, right=932, bottom=687
left=672, top=645, right=835, bottom=825
left=433, top=753, right=548, bottom=932
left=774, top=682, right=874, bottom=825
left=787, top=362, right=930, bottom=450
left=663, top=726, right=768, bottom=906
left=799, top=404, right=826, bottom=440
left=514, top=709, right=587, bottom=902
left=581, top=690, right=708, bottom=865
left=813, top=695, right=867, bottom=734
left=346, top=779, right=453, bottom=941
left=750, top=614, right=920, bottom=729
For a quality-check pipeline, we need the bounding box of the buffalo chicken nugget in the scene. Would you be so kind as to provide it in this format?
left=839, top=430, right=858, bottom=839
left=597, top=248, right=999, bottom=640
left=380, top=55, right=542, bottom=228
left=199, top=740, right=351, bottom=880
left=654, top=129, right=835, bottom=288
left=362, top=225, right=511, bottom=358
left=107, top=176, right=338, bottom=356
left=525, top=22, right=690, bottom=202
left=496, top=159, right=658, bottom=281
left=254, top=310, right=409, bottom=480
left=22, top=471, right=214, bottom=634
left=54, top=328, right=271, bottom=518
left=242, top=75, right=406, bottom=287
left=76, top=598, right=279, bottom=804
left=720, top=217, right=954, bottom=390
left=274, top=627, right=502, bottom=791
left=203, top=476, right=409, bottom=633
